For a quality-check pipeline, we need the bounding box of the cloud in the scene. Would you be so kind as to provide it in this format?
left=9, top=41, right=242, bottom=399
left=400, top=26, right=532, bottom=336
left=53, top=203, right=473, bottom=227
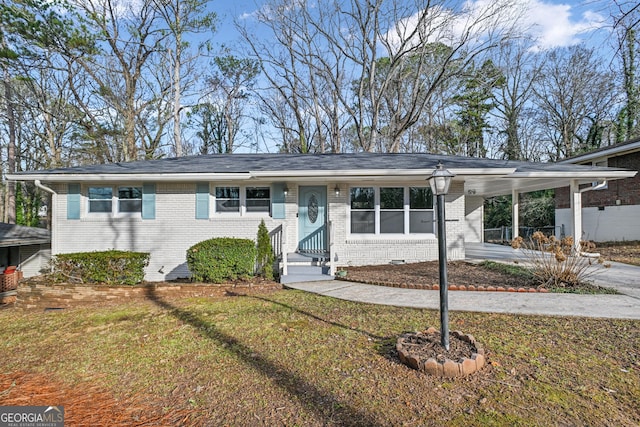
left=383, top=0, right=609, bottom=55
left=522, top=0, right=608, bottom=51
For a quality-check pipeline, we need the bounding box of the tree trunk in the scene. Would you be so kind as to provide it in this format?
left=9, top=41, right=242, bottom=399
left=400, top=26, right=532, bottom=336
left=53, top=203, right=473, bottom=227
left=3, top=73, right=16, bottom=224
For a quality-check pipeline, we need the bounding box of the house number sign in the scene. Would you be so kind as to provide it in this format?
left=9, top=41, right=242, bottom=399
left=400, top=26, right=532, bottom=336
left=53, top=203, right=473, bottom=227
left=308, top=194, right=319, bottom=223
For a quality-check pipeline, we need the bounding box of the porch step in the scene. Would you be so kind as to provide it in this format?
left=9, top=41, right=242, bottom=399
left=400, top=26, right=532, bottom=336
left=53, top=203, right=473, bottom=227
left=280, top=254, right=334, bottom=284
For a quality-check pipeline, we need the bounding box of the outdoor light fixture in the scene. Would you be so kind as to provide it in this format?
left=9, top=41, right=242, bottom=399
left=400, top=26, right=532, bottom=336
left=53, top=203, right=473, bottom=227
left=283, top=185, right=289, bottom=196
left=428, top=162, right=455, bottom=196
left=334, top=185, right=340, bottom=196
left=427, top=162, right=455, bottom=351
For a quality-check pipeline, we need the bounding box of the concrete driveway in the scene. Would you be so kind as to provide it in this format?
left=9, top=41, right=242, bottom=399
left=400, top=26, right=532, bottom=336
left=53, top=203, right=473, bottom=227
left=285, top=243, right=640, bottom=320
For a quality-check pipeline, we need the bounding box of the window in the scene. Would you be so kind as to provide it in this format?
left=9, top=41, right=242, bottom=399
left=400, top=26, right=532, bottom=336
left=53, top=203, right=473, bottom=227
left=409, top=187, right=434, bottom=233
left=380, top=187, right=404, bottom=233
left=246, top=187, right=270, bottom=213
left=88, top=187, right=112, bottom=213
left=118, top=186, right=142, bottom=213
left=350, top=186, right=434, bottom=235
left=215, top=187, right=240, bottom=212
left=350, top=187, right=375, bottom=233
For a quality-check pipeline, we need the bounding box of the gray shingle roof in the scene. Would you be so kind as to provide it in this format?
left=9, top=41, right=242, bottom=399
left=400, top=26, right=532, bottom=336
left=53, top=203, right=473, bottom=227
left=0, top=223, right=50, bottom=247
left=10, top=153, right=631, bottom=175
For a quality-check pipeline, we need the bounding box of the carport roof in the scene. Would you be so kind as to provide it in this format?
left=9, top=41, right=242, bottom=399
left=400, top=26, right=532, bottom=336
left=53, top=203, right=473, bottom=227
left=0, top=223, right=50, bottom=247
left=7, top=153, right=637, bottom=197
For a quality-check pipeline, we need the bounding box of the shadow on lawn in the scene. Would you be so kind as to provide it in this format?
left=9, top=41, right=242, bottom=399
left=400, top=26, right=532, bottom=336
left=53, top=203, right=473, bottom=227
left=240, top=293, right=388, bottom=341
left=144, top=287, right=382, bottom=426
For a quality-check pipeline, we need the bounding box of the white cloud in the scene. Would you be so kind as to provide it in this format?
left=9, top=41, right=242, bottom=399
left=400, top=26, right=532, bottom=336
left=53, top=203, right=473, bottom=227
left=522, top=0, right=608, bottom=51
left=383, top=0, right=609, bottom=55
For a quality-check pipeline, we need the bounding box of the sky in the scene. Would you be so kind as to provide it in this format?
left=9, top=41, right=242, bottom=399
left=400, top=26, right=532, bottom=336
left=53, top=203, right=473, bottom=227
left=215, top=0, right=617, bottom=53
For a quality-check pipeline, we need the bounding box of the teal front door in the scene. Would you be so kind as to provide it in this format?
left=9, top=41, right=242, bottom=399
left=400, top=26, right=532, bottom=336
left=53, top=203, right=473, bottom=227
left=298, top=186, right=327, bottom=254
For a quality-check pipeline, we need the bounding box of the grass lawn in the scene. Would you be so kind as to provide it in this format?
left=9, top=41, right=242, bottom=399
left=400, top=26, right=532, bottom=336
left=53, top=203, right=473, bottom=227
left=1, top=288, right=638, bottom=426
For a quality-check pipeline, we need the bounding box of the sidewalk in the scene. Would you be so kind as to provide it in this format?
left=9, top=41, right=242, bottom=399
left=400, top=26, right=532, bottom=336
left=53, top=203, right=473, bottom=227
left=285, top=243, right=640, bottom=320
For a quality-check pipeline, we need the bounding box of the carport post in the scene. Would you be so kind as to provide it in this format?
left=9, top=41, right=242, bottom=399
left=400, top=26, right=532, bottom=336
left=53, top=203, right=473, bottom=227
left=512, top=189, right=519, bottom=240
left=570, top=179, right=582, bottom=253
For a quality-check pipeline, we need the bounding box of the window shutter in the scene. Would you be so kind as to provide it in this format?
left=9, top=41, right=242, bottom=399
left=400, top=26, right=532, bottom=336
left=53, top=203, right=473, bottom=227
left=195, top=182, right=209, bottom=219
left=142, top=183, right=156, bottom=219
left=271, top=183, right=286, bottom=219
left=67, top=183, right=81, bottom=220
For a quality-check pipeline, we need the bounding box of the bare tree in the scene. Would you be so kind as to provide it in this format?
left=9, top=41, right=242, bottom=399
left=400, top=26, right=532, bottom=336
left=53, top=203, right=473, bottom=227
left=151, top=0, right=216, bottom=157
left=238, top=0, right=522, bottom=153
left=68, top=0, right=169, bottom=161
left=490, top=40, right=542, bottom=160
left=611, top=1, right=640, bottom=142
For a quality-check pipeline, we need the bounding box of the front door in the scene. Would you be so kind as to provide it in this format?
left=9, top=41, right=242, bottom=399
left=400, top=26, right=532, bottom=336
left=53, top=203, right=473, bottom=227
left=298, top=186, right=327, bottom=254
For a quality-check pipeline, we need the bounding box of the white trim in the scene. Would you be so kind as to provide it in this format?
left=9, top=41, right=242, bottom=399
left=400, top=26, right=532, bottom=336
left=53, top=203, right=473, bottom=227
left=560, top=140, right=640, bottom=164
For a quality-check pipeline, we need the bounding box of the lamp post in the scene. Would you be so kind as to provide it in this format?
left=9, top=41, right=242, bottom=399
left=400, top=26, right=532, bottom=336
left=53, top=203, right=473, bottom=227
left=428, top=162, right=455, bottom=351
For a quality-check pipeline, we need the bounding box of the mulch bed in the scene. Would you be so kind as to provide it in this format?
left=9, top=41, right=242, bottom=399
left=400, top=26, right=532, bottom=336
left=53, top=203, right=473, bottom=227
left=345, top=260, right=541, bottom=291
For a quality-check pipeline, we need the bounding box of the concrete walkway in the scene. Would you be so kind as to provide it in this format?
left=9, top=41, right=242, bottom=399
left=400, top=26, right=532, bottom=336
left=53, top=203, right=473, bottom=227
left=285, top=244, right=640, bottom=320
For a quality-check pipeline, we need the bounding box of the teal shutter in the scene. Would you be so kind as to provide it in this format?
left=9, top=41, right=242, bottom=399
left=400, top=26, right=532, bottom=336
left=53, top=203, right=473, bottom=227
left=195, top=182, right=209, bottom=219
left=67, top=183, right=81, bottom=219
left=142, top=183, right=156, bottom=219
left=271, top=183, right=286, bottom=219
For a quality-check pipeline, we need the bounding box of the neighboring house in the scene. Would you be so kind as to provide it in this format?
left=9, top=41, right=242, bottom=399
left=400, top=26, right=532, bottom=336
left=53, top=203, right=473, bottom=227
left=8, top=153, right=635, bottom=283
left=0, top=222, right=51, bottom=279
left=556, top=137, right=640, bottom=242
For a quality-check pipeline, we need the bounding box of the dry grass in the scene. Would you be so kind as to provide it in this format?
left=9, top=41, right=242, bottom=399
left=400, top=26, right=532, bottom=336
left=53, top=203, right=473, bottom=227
left=1, top=287, right=638, bottom=426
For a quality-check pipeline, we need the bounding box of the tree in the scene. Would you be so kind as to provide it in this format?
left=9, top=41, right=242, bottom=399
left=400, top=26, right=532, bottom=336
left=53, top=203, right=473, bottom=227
left=238, top=0, right=522, bottom=154
left=152, top=0, right=216, bottom=157
left=490, top=40, right=542, bottom=160
left=451, top=59, right=505, bottom=157
left=1, top=0, right=92, bottom=223
left=612, top=2, right=640, bottom=142
left=68, top=0, right=169, bottom=162
left=199, top=54, right=260, bottom=153
left=256, top=219, right=274, bottom=280
left=533, top=45, right=617, bottom=160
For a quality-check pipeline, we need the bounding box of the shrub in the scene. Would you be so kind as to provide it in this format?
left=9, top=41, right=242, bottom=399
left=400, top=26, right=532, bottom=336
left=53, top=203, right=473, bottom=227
left=511, top=232, right=601, bottom=288
left=187, top=238, right=256, bottom=283
left=256, top=220, right=275, bottom=280
left=52, top=250, right=149, bottom=285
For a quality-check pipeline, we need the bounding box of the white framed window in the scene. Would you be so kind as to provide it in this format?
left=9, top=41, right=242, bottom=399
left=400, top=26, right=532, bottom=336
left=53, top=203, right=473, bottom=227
left=246, top=187, right=271, bottom=213
left=215, top=186, right=240, bottom=212
left=211, top=185, right=272, bottom=216
left=88, top=187, right=113, bottom=213
left=349, top=186, right=434, bottom=235
left=118, top=186, right=142, bottom=213
left=87, top=185, right=142, bottom=215
left=380, top=187, right=404, bottom=233
left=350, top=187, right=375, bottom=234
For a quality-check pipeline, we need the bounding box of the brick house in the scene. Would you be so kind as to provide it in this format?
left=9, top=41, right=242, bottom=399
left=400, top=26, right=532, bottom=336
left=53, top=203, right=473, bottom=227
left=556, top=137, right=640, bottom=242
left=8, top=153, right=635, bottom=283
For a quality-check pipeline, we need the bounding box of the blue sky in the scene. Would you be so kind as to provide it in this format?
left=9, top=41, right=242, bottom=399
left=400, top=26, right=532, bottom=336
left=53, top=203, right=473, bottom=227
left=215, top=0, right=617, bottom=52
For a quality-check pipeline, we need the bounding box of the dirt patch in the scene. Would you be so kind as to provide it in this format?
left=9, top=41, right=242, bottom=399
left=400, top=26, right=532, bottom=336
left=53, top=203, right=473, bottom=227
left=596, top=242, right=640, bottom=266
left=345, top=260, right=539, bottom=290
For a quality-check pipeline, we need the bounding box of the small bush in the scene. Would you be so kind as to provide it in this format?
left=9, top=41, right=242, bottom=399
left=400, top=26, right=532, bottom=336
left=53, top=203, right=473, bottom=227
left=52, top=250, right=150, bottom=285
left=187, top=238, right=256, bottom=283
left=256, top=220, right=275, bottom=280
left=511, top=232, right=601, bottom=288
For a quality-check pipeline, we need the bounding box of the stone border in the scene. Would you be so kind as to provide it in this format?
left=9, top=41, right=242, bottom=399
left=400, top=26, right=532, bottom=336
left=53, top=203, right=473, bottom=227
left=343, top=278, right=548, bottom=293
left=396, top=328, right=486, bottom=378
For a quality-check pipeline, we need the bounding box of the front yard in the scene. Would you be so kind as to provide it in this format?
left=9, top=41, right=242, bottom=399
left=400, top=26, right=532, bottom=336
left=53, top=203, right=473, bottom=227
left=1, top=287, right=638, bottom=426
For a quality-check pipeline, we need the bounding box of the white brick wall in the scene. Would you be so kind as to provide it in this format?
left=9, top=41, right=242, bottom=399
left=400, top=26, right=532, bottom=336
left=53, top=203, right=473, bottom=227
left=51, top=181, right=469, bottom=281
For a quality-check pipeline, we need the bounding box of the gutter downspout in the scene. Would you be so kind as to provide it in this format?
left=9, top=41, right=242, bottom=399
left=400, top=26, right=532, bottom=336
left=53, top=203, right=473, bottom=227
left=34, top=180, right=57, bottom=262
left=571, top=179, right=607, bottom=255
